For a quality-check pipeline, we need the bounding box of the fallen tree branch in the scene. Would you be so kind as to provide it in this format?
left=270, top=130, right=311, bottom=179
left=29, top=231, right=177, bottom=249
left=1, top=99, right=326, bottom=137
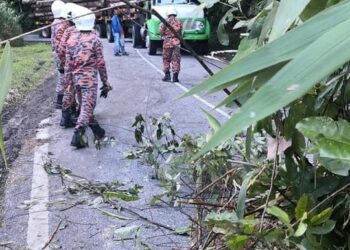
left=195, top=168, right=239, bottom=197
left=121, top=205, right=176, bottom=232
left=180, top=198, right=236, bottom=209
left=41, top=219, right=62, bottom=250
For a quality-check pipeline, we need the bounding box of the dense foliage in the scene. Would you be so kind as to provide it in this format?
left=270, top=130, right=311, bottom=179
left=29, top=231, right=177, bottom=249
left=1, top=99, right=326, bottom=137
left=0, top=2, right=23, bottom=46
left=127, top=0, right=350, bottom=249
left=4, top=0, right=35, bottom=32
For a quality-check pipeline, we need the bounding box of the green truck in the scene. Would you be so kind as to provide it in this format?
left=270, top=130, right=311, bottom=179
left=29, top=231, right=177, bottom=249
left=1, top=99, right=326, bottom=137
left=24, top=0, right=210, bottom=55
left=132, top=0, right=210, bottom=55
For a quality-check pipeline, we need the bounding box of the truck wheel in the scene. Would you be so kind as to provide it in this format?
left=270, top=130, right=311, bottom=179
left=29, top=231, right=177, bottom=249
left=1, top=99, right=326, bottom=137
left=132, top=24, right=142, bottom=48
left=107, top=23, right=114, bottom=43
left=197, top=41, right=209, bottom=55
left=95, top=23, right=107, bottom=38
left=40, top=27, right=51, bottom=38
left=146, top=35, right=157, bottom=55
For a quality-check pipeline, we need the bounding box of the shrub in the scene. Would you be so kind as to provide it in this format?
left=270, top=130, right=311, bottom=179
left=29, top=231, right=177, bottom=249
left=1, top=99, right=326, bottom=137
left=0, top=2, right=23, bottom=46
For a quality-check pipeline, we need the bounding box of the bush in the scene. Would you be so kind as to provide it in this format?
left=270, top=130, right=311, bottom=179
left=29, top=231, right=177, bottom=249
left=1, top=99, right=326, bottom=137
left=0, top=2, right=23, bottom=46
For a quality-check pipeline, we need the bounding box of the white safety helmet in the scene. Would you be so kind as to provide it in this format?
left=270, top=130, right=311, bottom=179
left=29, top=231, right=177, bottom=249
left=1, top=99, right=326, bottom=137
left=166, top=7, right=177, bottom=16
left=74, top=7, right=95, bottom=31
left=64, top=3, right=81, bottom=19
left=51, top=0, right=66, bottom=19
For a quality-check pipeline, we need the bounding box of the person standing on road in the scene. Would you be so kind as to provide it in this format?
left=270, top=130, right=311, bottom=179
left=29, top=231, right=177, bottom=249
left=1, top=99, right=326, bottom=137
left=58, top=4, right=91, bottom=128
left=64, top=11, right=112, bottom=148
left=160, top=8, right=182, bottom=83
left=51, top=0, right=71, bottom=109
left=111, top=9, right=129, bottom=56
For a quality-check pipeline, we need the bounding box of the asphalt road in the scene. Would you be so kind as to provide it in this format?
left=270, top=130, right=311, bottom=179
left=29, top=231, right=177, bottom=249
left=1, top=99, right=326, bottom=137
left=0, top=41, right=231, bottom=250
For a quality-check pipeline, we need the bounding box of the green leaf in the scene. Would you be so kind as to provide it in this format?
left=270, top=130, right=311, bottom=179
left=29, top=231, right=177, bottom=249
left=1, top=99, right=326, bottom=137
left=193, top=16, right=350, bottom=158
left=0, top=42, right=12, bottom=168
left=0, top=123, right=7, bottom=167
left=215, top=64, right=284, bottom=108
left=310, top=208, right=333, bottom=225
left=113, top=225, right=140, bottom=241
left=301, top=0, right=341, bottom=20
left=296, top=117, right=350, bottom=175
left=226, top=235, right=248, bottom=250
left=267, top=206, right=291, bottom=226
left=237, top=172, right=253, bottom=219
left=319, top=158, right=350, bottom=176
left=242, top=215, right=255, bottom=234
left=309, top=220, right=336, bottom=235
left=269, top=0, right=310, bottom=41
left=264, top=229, right=284, bottom=243
left=203, top=109, right=221, bottom=133
left=258, top=1, right=279, bottom=44
left=294, top=222, right=308, bottom=237
left=149, top=193, right=166, bottom=205
left=96, top=208, right=132, bottom=220
left=312, top=176, right=340, bottom=198
left=0, top=43, right=13, bottom=114
left=103, top=191, right=139, bottom=202
left=245, top=126, right=252, bottom=160
left=295, top=194, right=314, bottom=219
left=296, top=117, right=350, bottom=143
left=267, top=206, right=294, bottom=235
left=301, top=234, right=323, bottom=249
left=175, top=226, right=191, bottom=235
left=182, top=1, right=350, bottom=97
left=205, top=211, right=239, bottom=230
left=217, top=7, right=236, bottom=46
left=231, top=38, right=258, bottom=64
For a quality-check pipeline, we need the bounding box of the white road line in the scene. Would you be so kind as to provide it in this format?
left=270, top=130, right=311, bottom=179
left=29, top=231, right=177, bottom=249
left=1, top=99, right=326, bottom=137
left=27, top=119, right=51, bottom=250
left=135, top=49, right=230, bottom=119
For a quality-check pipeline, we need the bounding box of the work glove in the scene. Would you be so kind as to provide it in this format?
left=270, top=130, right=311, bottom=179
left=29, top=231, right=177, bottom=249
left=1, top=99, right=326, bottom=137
left=100, top=82, right=112, bottom=98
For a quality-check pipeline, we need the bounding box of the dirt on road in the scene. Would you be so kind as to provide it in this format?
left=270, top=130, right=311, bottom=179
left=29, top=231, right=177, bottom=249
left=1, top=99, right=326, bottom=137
left=0, top=73, right=56, bottom=222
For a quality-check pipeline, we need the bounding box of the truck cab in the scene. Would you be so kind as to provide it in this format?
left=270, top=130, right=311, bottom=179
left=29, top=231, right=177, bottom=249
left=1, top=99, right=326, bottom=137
left=137, top=0, right=210, bottom=55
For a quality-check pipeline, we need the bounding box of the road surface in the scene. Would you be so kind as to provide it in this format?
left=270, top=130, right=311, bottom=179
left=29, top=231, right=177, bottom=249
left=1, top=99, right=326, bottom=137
left=0, top=41, right=231, bottom=249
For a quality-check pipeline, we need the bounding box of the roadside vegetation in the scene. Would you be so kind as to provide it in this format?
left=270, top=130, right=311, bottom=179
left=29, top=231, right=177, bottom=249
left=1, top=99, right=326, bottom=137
left=0, top=2, right=23, bottom=46
left=6, top=43, right=53, bottom=104
left=0, top=1, right=52, bottom=167
left=126, top=0, right=350, bottom=249
left=0, top=42, right=53, bottom=167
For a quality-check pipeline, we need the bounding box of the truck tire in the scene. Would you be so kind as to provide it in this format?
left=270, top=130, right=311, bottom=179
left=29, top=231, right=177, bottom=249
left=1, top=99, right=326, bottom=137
left=40, top=27, right=51, bottom=38
left=198, top=41, right=209, bottom=55
left=107, top=23, right=114, bottom=43
left=146, top=35, right=157, bottom=55
left=95, top=23, right=107, bottom=38
left=132, top=24, right=142, bottom=48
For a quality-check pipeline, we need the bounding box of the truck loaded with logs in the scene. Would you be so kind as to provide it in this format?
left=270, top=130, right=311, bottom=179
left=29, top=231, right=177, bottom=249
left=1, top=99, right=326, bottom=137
left=22, top=0, right=210, bottom=54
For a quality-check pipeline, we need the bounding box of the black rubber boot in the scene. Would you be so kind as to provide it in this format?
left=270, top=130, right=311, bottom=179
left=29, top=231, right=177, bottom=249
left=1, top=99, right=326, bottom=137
left=162, top=72, right=171, bottom=82
left=55, top=94, right=63, bottom=109
left=60, top=110, right=76, bottom=128
left=89, top=123, right=106, bottom=140
left=71, top=107, right=80, bottom=124
left=70, top=127, right=88, bottom=149
left=172, top=73, right=179, bottom=83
